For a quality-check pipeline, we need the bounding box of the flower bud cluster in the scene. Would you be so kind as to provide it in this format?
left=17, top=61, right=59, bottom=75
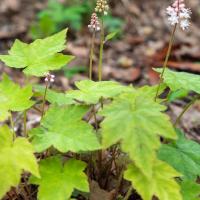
left=88, top=13, right=101, bottom=32
left=166, top=0, right=192, bottom=30
left=95, top=0, right=109, bottom=15
left=44, top=72, right=55, bottom=83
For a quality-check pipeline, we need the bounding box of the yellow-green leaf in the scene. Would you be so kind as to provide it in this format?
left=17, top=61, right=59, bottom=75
left=30, top=156, right=89, bottom=200
left=0, top=74, right=34, bottom=121
left=29, top=105, right=100, bottom=153
left=65, top=80, right=134, bottom=105
left=0, top=29, right=74, bottom=76
left=124, top=160, right=182, bottom=200
left=100, top=86, right=176, bottom=178
left=0, top=125, right=39, bottom=199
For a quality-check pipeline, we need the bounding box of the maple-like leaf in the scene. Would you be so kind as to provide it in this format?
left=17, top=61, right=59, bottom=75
left=155, top=68, right=200, bottom=94
left=158, top=129, right=200, bottom=180
left=124, top=160, right=182, bottom=200
left=99, top=86, right=176, bottom=177
left=30, top=156, right=89, bottom=200
left=65, top=80, right=134, bottom=105
left=29, top=105, right=100, bottom=153
left=0, top=125, right=39, bottom=199
left=0, top=29, right=74, bottom=76
left=0, top=74, right=34, bottom=121
left=180, top=180, right=200, bottom=200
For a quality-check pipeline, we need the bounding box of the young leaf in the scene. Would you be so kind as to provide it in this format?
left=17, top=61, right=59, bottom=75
left=124, top=160, right=182, bottom=200
left=155, top=68, right=200, bottom=94
left=167, top=89, right=188, bottom=102
left=0, top=74, right=34, bottom=121
left=180, top=180, right=200, bottom=200
left=0, top=29, right=74, bottom=76
left=0, top=125, right=39, bottom=199
left=99, top=87, right=176, bottom=178
left=30, top=156, right=89, bottom=200
left=65, top=80, right=134, bottom=105
left=29, top=105, right=100, bottom=153
left=158, top=129, right=200, bottom=180
left=105, top=31, right=118, bottom=42
left=34, top=85, right=74, bottom=105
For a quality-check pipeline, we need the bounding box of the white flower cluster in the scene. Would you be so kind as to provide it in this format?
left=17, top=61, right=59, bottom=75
left=88, top=13, right=101, bottom=32
left=95, top=0, right=109, bottom=16
left=166, top=0, right=192, bottom=30
left=44, top=72, right=55, bottom=83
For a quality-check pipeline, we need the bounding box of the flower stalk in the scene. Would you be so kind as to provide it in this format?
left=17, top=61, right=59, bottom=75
left=98, top=18, right=104, bottom=81
left=41, top=73, right=55, bottom=119
left=88, top=13, right=100, bottom=80
left=155, top=24, right=177, bottom=101
left=89, top=32, right=96, bottom=80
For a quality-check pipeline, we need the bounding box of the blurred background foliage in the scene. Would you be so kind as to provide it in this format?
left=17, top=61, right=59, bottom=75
left=29, top=0, right=124, bottom=39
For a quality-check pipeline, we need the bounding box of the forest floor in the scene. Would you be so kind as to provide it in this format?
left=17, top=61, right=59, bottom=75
left=0, top=0, right=200, bottom=141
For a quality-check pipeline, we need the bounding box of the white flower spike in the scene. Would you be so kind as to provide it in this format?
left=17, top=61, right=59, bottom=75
left=44, top=72, right=55, bottom=83
left=88, top=13, right=101, bottom=32
left=95, top=0, right=109, bottom=16
left=166, top=0, right=192, bottom=30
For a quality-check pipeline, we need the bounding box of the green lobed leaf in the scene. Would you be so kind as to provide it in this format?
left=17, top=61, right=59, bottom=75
left=65, top=80, right=134, bottom=105
left=0, top=29, right=74, bottom=76
left=29, top=104, right=100, bottom=153
left=154, top=68, right=200, bottom=94
left=180, top=180, right=200, bottom=200
left=30, top=156, right=89, bottom=200
left=158, top=129, right=200, bottom=180
left=0, top=125, right=39, bottom=199
left=0, top=74, right=34, bottom=121
left=124, top=159, right=182, bottom=200
left=99, top=86, right=176, bottom=178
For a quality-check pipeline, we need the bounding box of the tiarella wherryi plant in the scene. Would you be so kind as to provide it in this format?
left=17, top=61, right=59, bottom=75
left=0, top=0, right=200, bottom=200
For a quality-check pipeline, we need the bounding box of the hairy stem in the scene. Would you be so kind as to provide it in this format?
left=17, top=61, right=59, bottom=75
left=155, top=24, right=177, bottom=101
left=114, top=167, right=124, bottom=199
left=98, top=18, right=104, bottom=81
left=23, top=110, right=27, bottom=137
left=123, top=186, right=132, bottom=200
left=174, top=95, right=200, bottom=126
left=10, top=112, right=15, bottom=139
left=41, top=83, right=49, bottom=119
left=89, top=32, right=96, bottom=80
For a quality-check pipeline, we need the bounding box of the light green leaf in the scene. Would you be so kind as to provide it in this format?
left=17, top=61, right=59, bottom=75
left=29, top=105, right=100, bottom=153
left=99, top=86, right=176, bottom=178
left=0, top=74, right=34, bottom=121
left=154, top=68, right=200, bottom=93
left=0, top=29, right=74, bottom=76
left=65, top=80, right=134, bottom=105
left=180, top=180, right=200, bottom=200
left=124, top=160, right=182, bottom=200
left=158, top=129, right=200, bottom=180
left=105, top=31, right=118, bottom=42
left=34, top=85, right=74, bottom=105
left=0, top=125, right=39, bottom=199
left=30, top=156, right=89, bottom=200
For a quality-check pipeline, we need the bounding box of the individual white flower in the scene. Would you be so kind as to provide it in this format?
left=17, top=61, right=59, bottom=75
left=166, top=0, right=192, bottom=31
left=179, top=8, right=192, bottom=19
left=180, top=19, right=190, bottom=30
